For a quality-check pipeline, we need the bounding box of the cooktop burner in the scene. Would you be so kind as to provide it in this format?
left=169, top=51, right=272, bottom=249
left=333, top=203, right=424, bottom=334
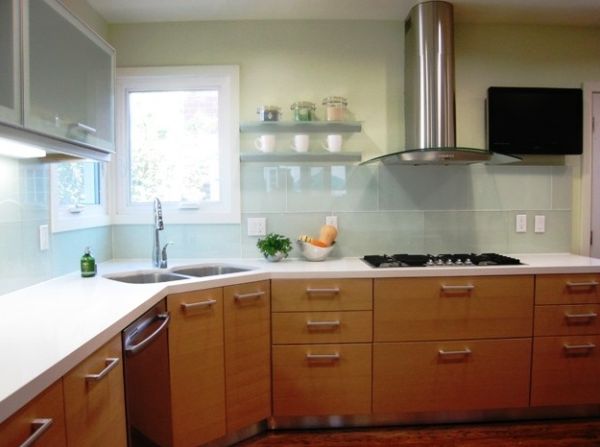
left=362, top=253, right=522, bottom=268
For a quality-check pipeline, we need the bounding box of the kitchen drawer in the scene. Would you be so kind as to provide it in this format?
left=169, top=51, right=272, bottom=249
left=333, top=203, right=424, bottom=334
left=374, top=276, right=534, bottom=342
left=63, top=334, right=127, bottom=447
left=223, top=280, right=271, bottom=432
left=272, top=343, right=371, bottom=416
left=534, top=304, right=600, bottom=336
left=272, top=279, right=372, bottom=312
left=531, top=335, right=600, bottom=407
left=373, top=338, right=531, bottom=414
left=272, top=311, right=372, bottom=344
left=0, top=380, right=66, bottom=447
left=535, top=274, right=600, bottom=305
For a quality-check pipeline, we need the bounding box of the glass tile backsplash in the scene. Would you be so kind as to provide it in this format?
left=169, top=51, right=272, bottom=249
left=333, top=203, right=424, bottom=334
left=0, top=156, right=571, bottom=295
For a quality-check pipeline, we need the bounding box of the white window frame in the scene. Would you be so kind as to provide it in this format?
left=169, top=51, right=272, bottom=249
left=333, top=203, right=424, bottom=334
left=112, top=65, right=240, bottom=224
left=50, top=161, right=110, bottom=233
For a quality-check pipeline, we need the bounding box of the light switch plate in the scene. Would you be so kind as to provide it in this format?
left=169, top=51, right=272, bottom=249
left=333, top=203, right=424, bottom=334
left=247, top=217, right=266, bottom=236
left=534, top=215, right=546, bottom=233
left=39, top=225, right=49, bottom=251
left=325, top=215, right=338, bottom=229
left=516, top=214, right=527, bottom=233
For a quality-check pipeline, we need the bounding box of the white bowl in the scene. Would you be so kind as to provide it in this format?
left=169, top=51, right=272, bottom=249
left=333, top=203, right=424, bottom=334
left=297, top=241, right=335, bottom=262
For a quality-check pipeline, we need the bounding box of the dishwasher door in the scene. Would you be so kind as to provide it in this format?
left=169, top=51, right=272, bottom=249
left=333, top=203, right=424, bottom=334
left=123, top=300, right=172, bottom=447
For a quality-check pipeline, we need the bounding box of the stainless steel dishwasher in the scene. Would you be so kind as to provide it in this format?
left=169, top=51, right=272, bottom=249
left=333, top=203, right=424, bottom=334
left=122, top=300, right=172, bottom=447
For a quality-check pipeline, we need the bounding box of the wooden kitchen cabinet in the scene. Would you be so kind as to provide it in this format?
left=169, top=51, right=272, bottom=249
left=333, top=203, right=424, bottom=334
left=62, top=334, right=127, bottom=447
left=223, top=280, right=271, bottom=433
left=374, top=276, right=534, bottom=342
left=373, top=338, right=532, bottom=413
left=531, top=274, right=600, bottom=407
left=271, top=278, right=373, bottom=417
left=0, top=380, right=66, bottom=446
left=167, top=288, right=226, bottom=447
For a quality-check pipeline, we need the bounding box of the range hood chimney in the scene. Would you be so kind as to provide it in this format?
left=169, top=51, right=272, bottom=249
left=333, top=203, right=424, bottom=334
left=363, top=1, right=517, bottom=165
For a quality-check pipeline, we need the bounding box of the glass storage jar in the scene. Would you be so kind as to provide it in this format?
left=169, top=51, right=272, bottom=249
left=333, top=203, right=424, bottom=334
left=322, top=96, right=347, bottom=121
left=257, top=105, right=281, bottom=121
left=290, top=101, right=316, bottom=121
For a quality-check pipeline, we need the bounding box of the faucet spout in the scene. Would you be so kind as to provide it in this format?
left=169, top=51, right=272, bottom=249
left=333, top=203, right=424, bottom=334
left=152, top=198, right=164, bottom=267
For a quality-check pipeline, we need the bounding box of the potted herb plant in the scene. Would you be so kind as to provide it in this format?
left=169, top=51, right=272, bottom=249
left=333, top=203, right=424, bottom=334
left=257, top=233, right=292, bottom=262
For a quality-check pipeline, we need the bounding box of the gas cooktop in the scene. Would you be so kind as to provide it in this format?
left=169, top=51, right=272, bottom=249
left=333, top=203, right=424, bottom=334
left=362, top=253, right=522, bottom=268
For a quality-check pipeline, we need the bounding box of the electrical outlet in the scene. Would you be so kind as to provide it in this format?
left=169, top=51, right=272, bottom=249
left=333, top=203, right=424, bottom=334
left=247, top=217, right=266, bottom=236
left=515, top=214, right=527, bottom=233
left=325, top=215, right=338, bottom=229
left=39, top=225, right=49, bottom=251
left=534, top=215, right=546, bottom=233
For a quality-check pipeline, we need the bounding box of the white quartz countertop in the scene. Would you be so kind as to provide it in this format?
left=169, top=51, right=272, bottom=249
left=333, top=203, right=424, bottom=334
left=2, top=253, right=600, bottom=423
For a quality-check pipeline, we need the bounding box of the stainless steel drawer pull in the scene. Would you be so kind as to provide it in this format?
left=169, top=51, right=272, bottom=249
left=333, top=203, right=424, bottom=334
left=438, top=348, right=472, bottom=356
left=564, top=343, right=596, bottom=352
left=76, top=122, right=97, bottom=134
left=565, top=312, right=598, bottom=321
left=305, top=352, right=340, bottom=361
left=181, top=299, right=217, bottom=310
left=234, top=291, right=265, bottom=301
left=19, top=418, right=54, bottom=447
left=441, top=284, right=474, bottom=292
left=566, top=281, right=599, bottom=288
left=125, top=313, right=170, bottom=356
left=306, top=287, right=340, bottom=295
left=306, top=320, right=341, bottom=328
left=85, top=357, right=120, bottom=382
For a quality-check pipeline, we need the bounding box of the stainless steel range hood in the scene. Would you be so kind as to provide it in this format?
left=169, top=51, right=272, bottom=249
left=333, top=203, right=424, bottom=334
left=362, top=1, right=518, bottom=166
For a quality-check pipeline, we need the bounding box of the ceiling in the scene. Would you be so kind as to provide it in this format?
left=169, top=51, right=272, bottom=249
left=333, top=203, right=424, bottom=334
left=87, top=0, right=600, bottom=26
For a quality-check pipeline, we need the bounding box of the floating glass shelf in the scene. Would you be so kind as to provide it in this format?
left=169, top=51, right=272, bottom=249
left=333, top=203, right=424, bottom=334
left=240, top=151, right=362, bottom=163
left=240, top=121, right=362, bottom=134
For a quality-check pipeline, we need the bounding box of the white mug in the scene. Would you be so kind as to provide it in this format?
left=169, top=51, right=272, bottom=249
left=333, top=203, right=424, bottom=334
left=292, top=134, right=310, bottom=153
left=254, top=134, right=276, bottom=153
left=322, top=134, right=342, bottom=152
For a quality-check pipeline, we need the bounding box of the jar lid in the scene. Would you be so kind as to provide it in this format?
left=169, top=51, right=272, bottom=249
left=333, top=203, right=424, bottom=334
left=257, top=105, right=281, bottom=113
left=290, top=101, right=316, bottom=110
left=322, top=96, right=347, bottom=106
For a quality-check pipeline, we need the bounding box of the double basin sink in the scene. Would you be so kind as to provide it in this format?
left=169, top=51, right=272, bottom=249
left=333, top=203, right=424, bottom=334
left=105, top=264, right=254, bottom=284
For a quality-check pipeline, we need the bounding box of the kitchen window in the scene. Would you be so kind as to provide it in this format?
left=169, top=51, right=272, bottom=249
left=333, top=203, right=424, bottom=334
left=113, top=66, right=240, bottom=224
left=50, top=160, right=110, bottom=232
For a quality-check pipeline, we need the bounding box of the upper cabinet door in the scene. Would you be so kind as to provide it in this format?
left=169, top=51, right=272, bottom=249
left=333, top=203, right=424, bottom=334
left=23, top=0, right=115, bottom=152
left=0, top=0, right=21, bottom=126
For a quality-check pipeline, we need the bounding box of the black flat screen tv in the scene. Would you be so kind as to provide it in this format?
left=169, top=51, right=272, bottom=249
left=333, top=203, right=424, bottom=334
left=487, top=87, right=583, bottom=155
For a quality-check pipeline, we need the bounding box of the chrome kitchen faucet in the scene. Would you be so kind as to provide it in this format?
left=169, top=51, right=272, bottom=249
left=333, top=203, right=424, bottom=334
left=152, top=197, right=170, bottom=268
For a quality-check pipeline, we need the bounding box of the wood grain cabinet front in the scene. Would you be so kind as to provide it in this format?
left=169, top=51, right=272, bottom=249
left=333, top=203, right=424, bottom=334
left=223, top=280, right=271, bottom=433
left=0, top=380, right=66, bottom=447
left=167, top=288, right=226, bottom=447
left=63, top=334, right=127, bottom=447
left=535, top=274, right=600, bottom=305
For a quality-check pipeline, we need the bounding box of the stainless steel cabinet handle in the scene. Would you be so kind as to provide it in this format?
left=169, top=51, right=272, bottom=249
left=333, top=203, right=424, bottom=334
left=125, top=313, right=170, bottom=356
left=19, top=418, right=54, bottom=447
left=441, top=284, right=474, bottom=292
left=305, top=352, right=340, bottom=361
left=306, top=320, right=341, bottom=328
left=76, top=122, right=97, bottom=134
left=565, top=312, right=598, bottom=321
left=566, top=281, right=599, bottom=288
left=234, top=291, right=265, bottom=301
left=85, top=357, right=120, bottom=382
left=438, top=348, right=472, bottom=356
left=564, top=343, right=596, bottom=352
left=306, top=287, right=340, bottom=295
left=181, top=299, right=217, bottom=310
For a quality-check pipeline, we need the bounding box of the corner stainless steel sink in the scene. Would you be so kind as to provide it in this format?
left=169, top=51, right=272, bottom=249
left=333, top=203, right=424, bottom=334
left=170, top=265, right=252, bottom=277
left=105, top=271, right=191, bottom=284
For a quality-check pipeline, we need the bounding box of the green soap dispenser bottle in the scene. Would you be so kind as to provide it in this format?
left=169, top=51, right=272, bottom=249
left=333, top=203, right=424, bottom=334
left=81, top=246, right=97, bottom=278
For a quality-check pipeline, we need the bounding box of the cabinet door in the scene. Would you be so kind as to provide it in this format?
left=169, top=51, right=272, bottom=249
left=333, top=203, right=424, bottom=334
left=536, top=274, right=600, bottom=305
left=0, top=380, right=66, bottom=446
left=23, top=0, right=114, bottom=152
left=531, top=335, right=600, bottom=407
left=0, top=0, right=20, bottom=126
left=63, top=334, right=127, bottom=447
left=373, top=339, right=532, bottom=414
left=168, top=288, right=226, bottom=446
left=224, top=280, right=271, bottom=432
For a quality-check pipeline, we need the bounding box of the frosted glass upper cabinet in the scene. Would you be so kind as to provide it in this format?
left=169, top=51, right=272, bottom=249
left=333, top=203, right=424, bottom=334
left=22, top=0, right=115, bottom=153
left=0, top=0, right=20, bottom=126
